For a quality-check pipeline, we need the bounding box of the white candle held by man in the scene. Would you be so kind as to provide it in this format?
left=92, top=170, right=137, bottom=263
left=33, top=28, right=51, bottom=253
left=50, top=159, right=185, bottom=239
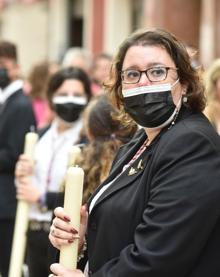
left=9, top=131, right=38, bottom=277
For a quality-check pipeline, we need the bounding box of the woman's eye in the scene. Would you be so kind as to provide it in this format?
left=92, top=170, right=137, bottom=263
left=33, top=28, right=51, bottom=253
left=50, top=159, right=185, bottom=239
left=126, top=70, right=139, bottom=79
left=150, top=68, right=166, bottom=77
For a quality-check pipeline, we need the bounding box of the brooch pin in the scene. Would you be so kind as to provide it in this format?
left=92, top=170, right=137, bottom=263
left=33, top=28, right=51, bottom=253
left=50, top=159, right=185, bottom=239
left=128, top=167, right=138, bottom=176
left=137, top=159, right=144, bottom=170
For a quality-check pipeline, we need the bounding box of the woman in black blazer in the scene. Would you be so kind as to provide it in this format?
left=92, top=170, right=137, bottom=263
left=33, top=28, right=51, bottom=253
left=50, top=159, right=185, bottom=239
left=49, top=28, right=220, bottom=277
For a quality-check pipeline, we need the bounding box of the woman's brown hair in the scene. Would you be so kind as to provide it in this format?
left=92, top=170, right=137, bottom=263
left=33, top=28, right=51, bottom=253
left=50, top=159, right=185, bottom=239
left=76, top=95, right=137, bottom=203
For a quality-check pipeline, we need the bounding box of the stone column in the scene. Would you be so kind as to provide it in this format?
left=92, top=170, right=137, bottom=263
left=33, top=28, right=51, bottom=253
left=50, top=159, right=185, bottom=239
left=143, top=0, right=201, bottom=48
left=199, top=0, right=216, bottom=68
left=103, top=0, right=132, bottom=55
left=47, top=0, right=69, bottom=62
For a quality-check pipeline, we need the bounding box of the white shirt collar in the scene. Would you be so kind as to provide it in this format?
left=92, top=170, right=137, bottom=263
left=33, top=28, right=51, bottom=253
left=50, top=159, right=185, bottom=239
left=0, top=79, right=23, bottom=104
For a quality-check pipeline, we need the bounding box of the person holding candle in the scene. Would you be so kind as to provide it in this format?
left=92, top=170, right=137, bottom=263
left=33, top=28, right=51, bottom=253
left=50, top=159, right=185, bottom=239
left=0, top=40, right=36, bottom=277
left=15, top=66, right=92, bottom=277
left=49, top=28, right=220, bottom=277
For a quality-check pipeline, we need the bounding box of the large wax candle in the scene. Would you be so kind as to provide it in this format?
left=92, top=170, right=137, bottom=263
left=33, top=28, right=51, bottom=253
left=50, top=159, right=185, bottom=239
left=59, top=146, right=82, bottom=192
left=9, top=132, right=38, bottom=277
left=67, top=145, right=81, bottom=167
left=59, top=166, right=84, bottom=270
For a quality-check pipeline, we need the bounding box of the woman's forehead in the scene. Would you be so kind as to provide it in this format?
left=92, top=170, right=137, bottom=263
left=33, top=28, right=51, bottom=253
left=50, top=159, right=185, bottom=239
left=122, top=45, right=174, bottom=70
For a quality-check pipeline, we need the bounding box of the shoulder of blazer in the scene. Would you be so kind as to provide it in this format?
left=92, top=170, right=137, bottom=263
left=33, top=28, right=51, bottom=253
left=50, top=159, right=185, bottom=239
left=6, top=89, right=32, bottom=109
left=170, top=112, right=219, bottom=144
left=153, top=111, right=220, bottom=163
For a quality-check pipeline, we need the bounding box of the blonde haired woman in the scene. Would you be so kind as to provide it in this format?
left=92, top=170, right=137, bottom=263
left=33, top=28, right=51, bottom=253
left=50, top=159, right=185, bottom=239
left=204, top=58, right=220, bottom=134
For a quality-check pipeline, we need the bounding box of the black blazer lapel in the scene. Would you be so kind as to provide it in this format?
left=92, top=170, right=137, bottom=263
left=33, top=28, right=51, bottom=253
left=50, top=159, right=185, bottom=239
left=89, top=143, right=153, bottom=214
left=87, top=130, right=147, bottom=207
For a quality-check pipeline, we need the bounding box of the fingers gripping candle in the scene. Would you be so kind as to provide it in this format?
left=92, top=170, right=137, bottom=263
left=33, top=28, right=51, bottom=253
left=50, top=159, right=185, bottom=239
left=59, top=166, right=84, bottom=270
left=9, top=131, right=38, bottom=277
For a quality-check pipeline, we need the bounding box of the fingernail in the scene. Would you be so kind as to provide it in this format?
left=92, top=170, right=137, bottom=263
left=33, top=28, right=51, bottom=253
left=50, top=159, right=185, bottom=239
left=71, top=228, right=78, bottom=234
left=63, top=216, right=70, bottom=222
left=68, top=239, right=74, bottom=243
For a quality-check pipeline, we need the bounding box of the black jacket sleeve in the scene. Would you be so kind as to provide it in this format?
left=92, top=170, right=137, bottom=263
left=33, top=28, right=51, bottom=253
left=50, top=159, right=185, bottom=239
left=0, top=93, right=36, bottom=173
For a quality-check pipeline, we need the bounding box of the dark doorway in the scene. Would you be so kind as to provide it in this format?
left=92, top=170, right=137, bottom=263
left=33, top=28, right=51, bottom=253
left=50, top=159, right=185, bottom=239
left=69, top=17, right=83, bottom=47
left=68, top=0, right=83, bottom=47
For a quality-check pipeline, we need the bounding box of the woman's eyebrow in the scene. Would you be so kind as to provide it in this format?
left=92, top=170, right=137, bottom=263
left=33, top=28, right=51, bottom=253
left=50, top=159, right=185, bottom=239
left=122, top=63, right=166, bottom=71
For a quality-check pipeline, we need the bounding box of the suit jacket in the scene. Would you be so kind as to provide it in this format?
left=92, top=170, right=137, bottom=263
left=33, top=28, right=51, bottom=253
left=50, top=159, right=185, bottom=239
left=87, top=107, right=220, bottom=277
left=0, top=89, right=36, bottom=219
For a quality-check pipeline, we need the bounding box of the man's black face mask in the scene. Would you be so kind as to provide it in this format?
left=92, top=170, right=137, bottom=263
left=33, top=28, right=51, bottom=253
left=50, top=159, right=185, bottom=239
left=0, top=67, right=10, bottom=89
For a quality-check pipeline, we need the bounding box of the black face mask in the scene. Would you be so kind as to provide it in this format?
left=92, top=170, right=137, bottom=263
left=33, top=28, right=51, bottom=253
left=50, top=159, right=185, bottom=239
left=122, top=82, right=179, bottom=128
left=53, top=96, right=87, bottom=123
left=0, top=67, right=10, bottom=89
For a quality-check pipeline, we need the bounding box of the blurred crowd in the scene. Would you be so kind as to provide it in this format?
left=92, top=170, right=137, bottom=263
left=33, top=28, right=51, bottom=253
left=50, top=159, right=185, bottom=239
left=0, top=35, right=220, bottom=277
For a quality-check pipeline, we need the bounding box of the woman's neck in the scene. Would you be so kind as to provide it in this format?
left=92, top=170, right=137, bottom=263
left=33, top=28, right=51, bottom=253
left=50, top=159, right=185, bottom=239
left=144, top=127, right=161, bottom=145
left=56, top=118, right=73, bottom=133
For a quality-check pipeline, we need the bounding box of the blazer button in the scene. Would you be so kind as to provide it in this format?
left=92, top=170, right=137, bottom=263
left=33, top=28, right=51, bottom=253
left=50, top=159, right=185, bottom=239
left=90, top=221, right=97, bottom=230
left=88, top=270, right=93, bottom=275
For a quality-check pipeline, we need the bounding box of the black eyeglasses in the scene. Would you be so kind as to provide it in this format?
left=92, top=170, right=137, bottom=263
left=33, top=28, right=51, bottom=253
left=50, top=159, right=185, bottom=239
left=121, top=66, right=178, bottom=84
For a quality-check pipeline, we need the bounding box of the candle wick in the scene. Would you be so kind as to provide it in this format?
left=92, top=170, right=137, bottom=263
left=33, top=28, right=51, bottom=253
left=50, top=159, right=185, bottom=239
left=30, top=125, right=36, bottom=133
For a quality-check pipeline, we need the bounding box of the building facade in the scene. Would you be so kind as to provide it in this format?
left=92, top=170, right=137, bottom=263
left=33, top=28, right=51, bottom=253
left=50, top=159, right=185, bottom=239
left=0, top=0, right=219, bottom=75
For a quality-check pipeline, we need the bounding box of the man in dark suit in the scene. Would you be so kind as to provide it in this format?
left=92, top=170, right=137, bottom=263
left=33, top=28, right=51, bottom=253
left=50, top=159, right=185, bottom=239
left=0, top=40, right=36, bottom=277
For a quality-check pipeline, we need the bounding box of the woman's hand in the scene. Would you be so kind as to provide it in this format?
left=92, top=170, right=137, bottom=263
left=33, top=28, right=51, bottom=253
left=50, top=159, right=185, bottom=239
left=15, top=154, right=41, bottom=203
left=15, top=154, right=34, bottom=178
left=16, top=177, right=42, bottom=203
left=49, top=263, right=85, bottom=277
left=49, top=205, right=88, bottom=251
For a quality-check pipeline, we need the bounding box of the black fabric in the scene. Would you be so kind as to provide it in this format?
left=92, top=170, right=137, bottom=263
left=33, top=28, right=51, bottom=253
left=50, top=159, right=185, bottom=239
left=0, top=89, right=36, bottom=218
left=0, top=219, right=15, bottom=277
left=124, top=89, right=176, bottom=127
left=26, top=229, right=50, bottom=277
left=86, top=108, right=220, bottom=277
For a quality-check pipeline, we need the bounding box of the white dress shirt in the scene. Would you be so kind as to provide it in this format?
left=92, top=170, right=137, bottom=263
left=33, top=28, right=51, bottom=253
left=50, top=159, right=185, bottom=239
left=29, top=118, right=83, bottom=222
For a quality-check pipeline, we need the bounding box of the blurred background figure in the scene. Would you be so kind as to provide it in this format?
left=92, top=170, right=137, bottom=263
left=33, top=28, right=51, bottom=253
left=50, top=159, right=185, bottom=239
left=62, top=47, right=92, bottom=75
left=0, top=40, right=36, bottom=277
left=90, top=53, right=112, bottom=96
left=203, top=59, right=220, bottom=134
left=184, top=43, right=204, bottom=72
left=76, top=95, right=138, bottom=204
left=15, top=66, right=92, bottom=277
left=24, top=61, right=59, bottom=129
left=61, top=47, right=105, bottom=97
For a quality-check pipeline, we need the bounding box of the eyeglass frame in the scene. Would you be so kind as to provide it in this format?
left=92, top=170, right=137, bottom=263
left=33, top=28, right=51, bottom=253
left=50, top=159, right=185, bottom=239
left=121, top=66, right=178, bottom=84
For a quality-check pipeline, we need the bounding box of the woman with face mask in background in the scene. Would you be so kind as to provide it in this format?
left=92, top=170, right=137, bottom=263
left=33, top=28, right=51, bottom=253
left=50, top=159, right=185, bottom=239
left=15, top=66, right=92, bottom=277
left=49, top=29, right=220, bottom=277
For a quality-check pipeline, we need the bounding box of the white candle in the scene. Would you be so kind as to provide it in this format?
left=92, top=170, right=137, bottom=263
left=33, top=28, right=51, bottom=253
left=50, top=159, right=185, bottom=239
left=59, top=166, right=84, bottom=270
left=67, top=145, right=81, bottom=167
left=9, top=132, right=38, bottom=277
